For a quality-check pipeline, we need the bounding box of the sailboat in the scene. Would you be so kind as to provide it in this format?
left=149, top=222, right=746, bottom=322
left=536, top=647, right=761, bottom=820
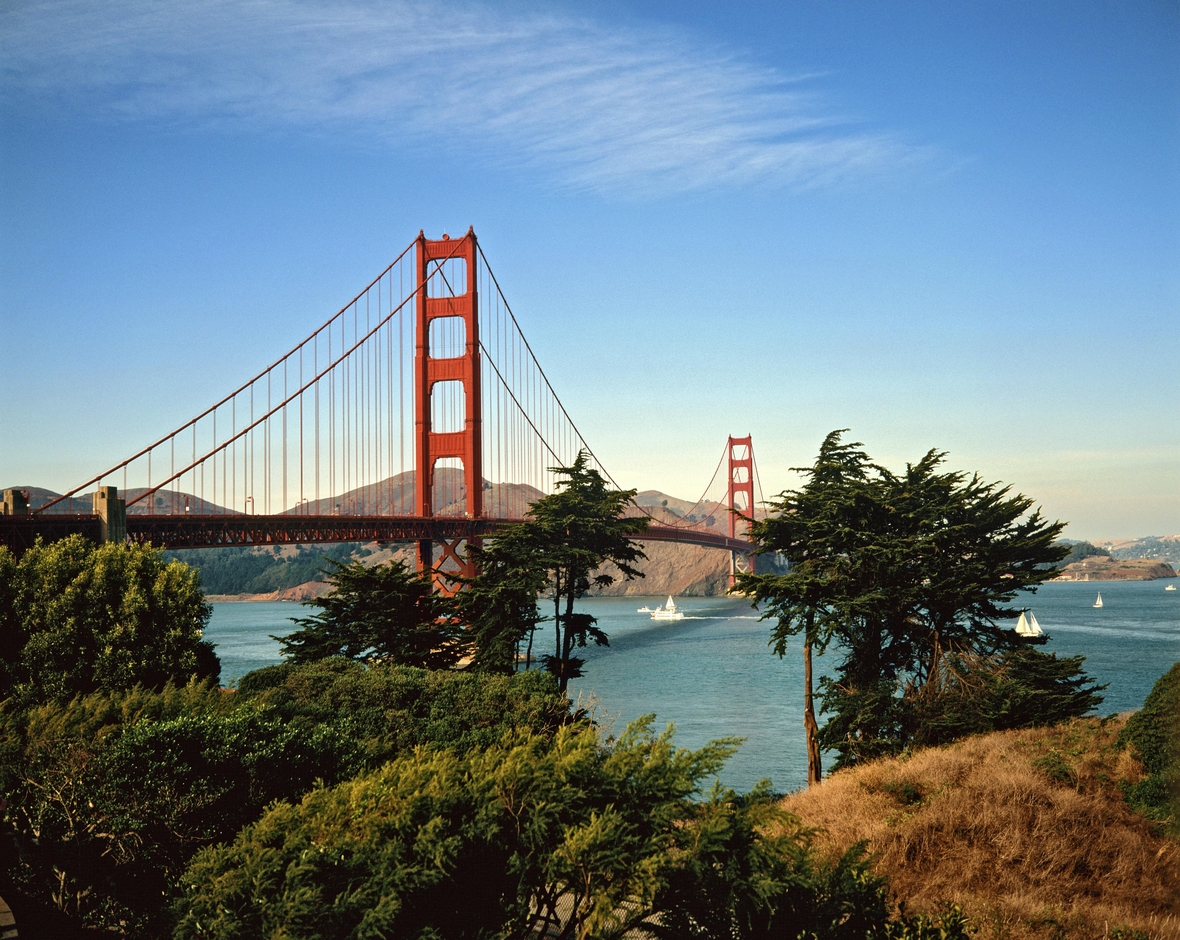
left=650, top=596, right=684, bottom=621
left=1093, top=592, right=1104, bottom=608
left=1014, top=610, right=1044, bottom=637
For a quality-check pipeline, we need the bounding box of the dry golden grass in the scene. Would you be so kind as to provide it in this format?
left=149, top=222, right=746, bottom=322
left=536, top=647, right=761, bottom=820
left=781, top=718, right=1180, bottom=940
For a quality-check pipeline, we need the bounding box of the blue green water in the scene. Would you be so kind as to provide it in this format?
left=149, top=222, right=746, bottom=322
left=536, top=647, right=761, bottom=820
left=206, top=579, right=1180, bottom=794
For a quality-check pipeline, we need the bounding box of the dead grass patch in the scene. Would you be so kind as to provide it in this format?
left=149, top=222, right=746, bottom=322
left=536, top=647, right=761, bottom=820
left=781, top=717, right=1180, bottom=940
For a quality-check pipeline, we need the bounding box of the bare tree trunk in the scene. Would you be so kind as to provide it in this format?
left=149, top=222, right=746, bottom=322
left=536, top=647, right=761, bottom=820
left=804, top=619, right=822, bottom=786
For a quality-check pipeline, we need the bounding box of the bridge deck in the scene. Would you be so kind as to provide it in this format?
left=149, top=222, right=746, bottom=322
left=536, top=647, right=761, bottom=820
left=0, top=515, right=751, bottom=555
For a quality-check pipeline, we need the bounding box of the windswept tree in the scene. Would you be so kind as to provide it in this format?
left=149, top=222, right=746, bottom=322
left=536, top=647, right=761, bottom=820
left=277, top=558, right=464, bottom=669
left=739, top=431, right=1094, bottom=775
left=738, top=432, right=876, bottom=785
left=493, top=452, right=648, bottom=692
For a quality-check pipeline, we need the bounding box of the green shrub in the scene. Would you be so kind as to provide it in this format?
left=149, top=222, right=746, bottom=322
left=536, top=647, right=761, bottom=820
left=2, top=664, right=573, bottom=938
left=173, top=718, right=890, bottom=940
left=1118, top=661, right=1180, bottom=832
left=2, top=689, right=362, bottom=937
left=0, top=537, right=218, bottom=704
left=236, top=658, right=572, bottom=762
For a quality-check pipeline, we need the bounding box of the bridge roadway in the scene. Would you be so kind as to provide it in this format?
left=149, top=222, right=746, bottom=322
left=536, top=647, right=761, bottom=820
left=0, top=514, right=751, bottom=555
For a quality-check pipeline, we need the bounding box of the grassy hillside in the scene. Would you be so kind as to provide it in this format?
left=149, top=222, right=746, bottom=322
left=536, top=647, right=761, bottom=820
left=780, top=717, right=1180, bottom=939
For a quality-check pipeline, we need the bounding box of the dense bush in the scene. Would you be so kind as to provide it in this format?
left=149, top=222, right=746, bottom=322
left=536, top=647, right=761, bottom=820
left=173, top=718, right=892, bottom=940
left=0, top=683, right=363, bottom=936
left=0, top=662, right=574, bottom=938
left=1119, top=660, right=1180, bottom=832
left=0, top=536, right=218, bottom=703
left=236, top=658, right=572, bottom=763
left=898, top=647, right=1106, bottom=752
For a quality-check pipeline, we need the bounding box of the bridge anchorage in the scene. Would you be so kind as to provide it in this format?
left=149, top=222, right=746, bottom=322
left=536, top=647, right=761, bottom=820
left=3, top=229, right=762, bottom=590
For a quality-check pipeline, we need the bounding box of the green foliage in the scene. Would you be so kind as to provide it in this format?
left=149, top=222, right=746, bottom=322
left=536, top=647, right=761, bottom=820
left=454, top=529, right=551, bottom=673
left=885, top=903, right=973, bottom=940
left=1118, top=661, right=1180, bottom=831
left=888, top=648, right=1107, bottom=753
left=172, top=717, right=888, bottom=940
left=277, top=558, right=464, bottom=668
left=739, top=431, right=1082, bottom=771
left=162, top=542, right=370, bottom=595
left=507, top=451, right=648, bottom=691
left=1056, top=540, right=1110, bottom=566
left=2, top=663, right=570, bottom=938
left=0, top=536, right=218, bottom=703
left=1, top=679, right=360, bottom=936
left=235, top=658, right=572, bottom=763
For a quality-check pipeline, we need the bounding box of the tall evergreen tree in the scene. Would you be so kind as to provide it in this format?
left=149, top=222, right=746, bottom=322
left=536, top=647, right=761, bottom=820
left=738, top=431, right=876, bottom=785
left=739, top=431, right=1092, bottom=773
left=504, top=452, right=648, bottom=692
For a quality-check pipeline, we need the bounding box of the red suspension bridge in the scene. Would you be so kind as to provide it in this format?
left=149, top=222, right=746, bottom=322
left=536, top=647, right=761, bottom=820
left=1, top=229, right=764, bottom=588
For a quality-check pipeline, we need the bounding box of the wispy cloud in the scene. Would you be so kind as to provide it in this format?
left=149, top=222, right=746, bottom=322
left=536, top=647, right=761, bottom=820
left=1, top=0, right=923, bottom=194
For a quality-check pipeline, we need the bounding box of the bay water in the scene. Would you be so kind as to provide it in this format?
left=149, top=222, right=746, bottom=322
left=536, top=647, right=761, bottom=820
left=206, top=579, right=1180, bottom=794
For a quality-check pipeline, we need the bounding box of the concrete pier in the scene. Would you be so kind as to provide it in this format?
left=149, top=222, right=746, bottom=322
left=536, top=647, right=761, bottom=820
left=94, top=486, right=127, bottom=544
left=1, top=489, right=28, bottom=516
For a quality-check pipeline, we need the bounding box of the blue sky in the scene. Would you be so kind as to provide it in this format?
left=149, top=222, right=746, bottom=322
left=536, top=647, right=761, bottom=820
left=1, top=0, right=1176, bottom=539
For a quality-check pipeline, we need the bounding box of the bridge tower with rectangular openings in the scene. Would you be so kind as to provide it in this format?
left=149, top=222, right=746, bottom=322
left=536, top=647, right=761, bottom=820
left=414, top=228, right=483, bottom=591
left=727, top=434, right=755, bottom=587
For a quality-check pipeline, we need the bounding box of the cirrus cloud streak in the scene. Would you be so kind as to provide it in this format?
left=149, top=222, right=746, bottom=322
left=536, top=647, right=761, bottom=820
left=1, top=0, right=925, bottom=194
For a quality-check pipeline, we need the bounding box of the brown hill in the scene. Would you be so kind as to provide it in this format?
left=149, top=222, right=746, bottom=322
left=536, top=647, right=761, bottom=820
left=287, top=469, right=543, bottom=519
left=1054, top=556, right=1177, bottom=581
left=3, top=485, right=232, bottom=515
left=780, top=718, right=1180, bottom=939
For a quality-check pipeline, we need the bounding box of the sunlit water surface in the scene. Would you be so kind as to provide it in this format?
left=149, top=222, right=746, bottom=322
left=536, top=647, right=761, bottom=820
left=206, top=579, right=1179, bottom=794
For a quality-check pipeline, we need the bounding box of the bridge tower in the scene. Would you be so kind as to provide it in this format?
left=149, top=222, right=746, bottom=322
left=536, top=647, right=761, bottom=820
left=414, top=228, right=483, bottom=592
left=727, top=435, right=755, bottom=587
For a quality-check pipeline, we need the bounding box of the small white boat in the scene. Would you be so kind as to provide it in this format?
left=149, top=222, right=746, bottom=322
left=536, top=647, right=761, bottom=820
left=1014, top=610, right=1044, bottom=637
left=637, top=605, right=655, bottom=613
left=1166, top=584, right=1176, bottom=591
left=650, top=596, right=684, bottom=621
left=1093, top=592, right=1103, bottom=608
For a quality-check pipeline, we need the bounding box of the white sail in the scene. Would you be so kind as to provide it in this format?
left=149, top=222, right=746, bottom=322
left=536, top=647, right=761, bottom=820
left=1014, top=611, right=1030, bottom=635
left=651, top=595, right=684, bottom=621
left=1093, top=593, right=1103, bottom=608
left=1028, top=612, right=1043, bottom=636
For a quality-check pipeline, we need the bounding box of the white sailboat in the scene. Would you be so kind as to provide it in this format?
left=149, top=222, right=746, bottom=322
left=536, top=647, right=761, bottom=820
left=650, top=596, right=684, bottom=621
left=1014, top=610, right=1044, bottom=637
left=1093, top=592, right=1104, bottom=608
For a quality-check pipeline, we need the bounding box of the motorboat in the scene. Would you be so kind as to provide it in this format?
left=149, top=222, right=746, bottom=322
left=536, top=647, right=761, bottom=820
left=650, top=596, right=684, bottom=621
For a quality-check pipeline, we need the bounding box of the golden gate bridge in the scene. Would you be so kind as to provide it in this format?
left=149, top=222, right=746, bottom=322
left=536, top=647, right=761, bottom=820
left=0, top=229, right=763, bottom=589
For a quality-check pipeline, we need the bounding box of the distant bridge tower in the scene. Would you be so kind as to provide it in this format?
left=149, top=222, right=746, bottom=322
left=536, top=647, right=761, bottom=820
left=727, top=434, right=756, bottom=587
left=415, top=228, right=483, bottom=591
